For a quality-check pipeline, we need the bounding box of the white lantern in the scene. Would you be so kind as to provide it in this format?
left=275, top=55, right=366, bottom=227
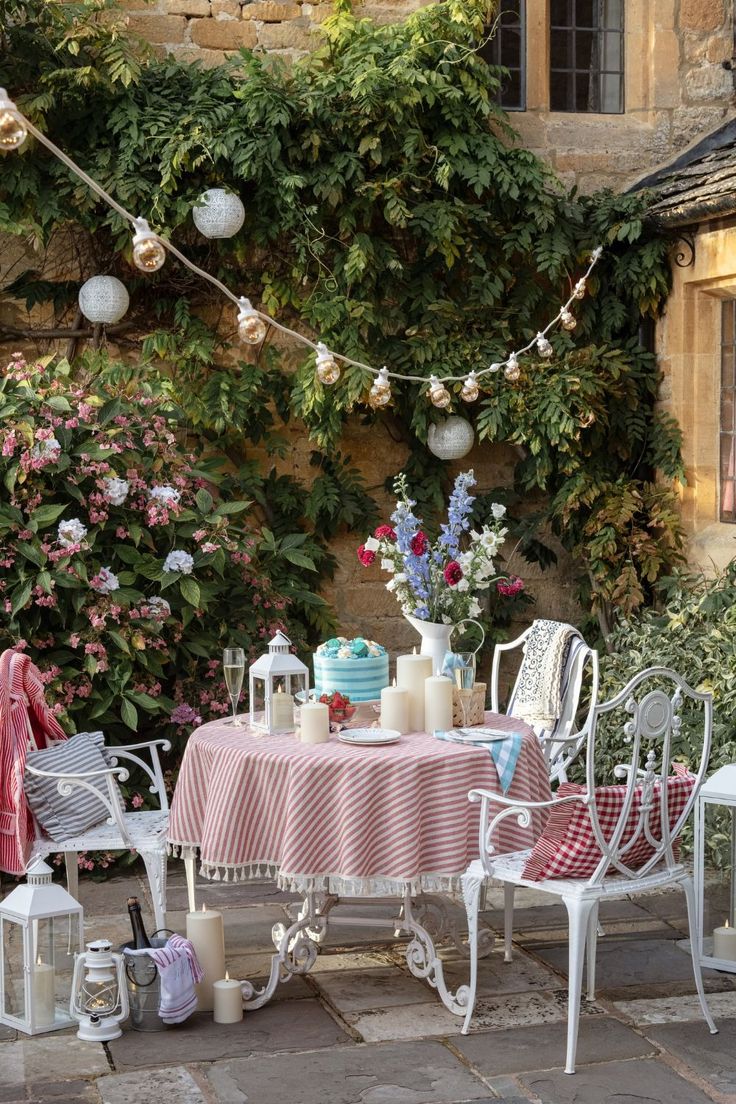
left=70, top=939, right=129, bottom=1042
left=0, top=859, right=83, bottom=1035
left=694, top=765, right=736, bottom=973
left=249, top=631, right=309, bottom=735
left=427, top=415, right=475, bottom=460
left=78, top=276, right=130, bottom=324
left=192, top=188, right=246, bottom=239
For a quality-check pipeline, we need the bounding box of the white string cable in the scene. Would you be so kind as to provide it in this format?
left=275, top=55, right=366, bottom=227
left=11, top=99, right=603, bottom=387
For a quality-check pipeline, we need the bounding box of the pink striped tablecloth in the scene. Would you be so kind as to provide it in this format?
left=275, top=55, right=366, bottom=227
left=168, top=711, right=551, bottom=892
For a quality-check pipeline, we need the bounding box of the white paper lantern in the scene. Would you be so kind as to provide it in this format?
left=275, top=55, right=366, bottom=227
left=192, top=189, right=246, bottom=239
left=78, top=276, right=130, bottom=325
left=427, top=415, right=475, bottom=460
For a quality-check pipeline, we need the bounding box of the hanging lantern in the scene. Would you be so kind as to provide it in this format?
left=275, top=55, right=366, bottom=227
left=315, top=342, right=340, bottom=385
left=0, top=89, right=27, bottom=151
left=573, top=278, right=586, bottom=300
left=192, top=188, right=246, bottom=240
left=0, top=859, right=83, bottom=1035
left=369, top=367, right=391, bottom=408
left=560, top=308, right=577, bottom=331
left=78, top=276, right=130, bottom=325
left=428, top=375, right=451, bottom=409
left=131, top=219, right=166, bottom=273
left=70, top=939, right=128, bottom=1042
left=504, top=353, right=520, bottom=382
left=237, top=297, right=267, bottom=345
left=427, top=415, right=475, bottom=460
left=249, top=630, right=309, bottom=735
left=460, top=371, right=479, bottom=403
left=536, top=333, right=553, bottom=359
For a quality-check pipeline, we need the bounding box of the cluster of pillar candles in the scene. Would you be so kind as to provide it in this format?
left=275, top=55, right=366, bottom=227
left=186, top=905, right=243, bottom=1024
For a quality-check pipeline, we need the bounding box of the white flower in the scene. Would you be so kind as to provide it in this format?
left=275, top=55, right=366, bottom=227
left=386, top=578, right=398, bottom=592
left=92, top=567, right=119, bottom=595
left=149, top=484, right=181, bottom=506
left=491, top=503, right=506, bottom=520
left=381, top=558, right=396, bottom=573
left=163, top=550, right=194, bottom=575
left=471, top=528, right=502, bottom=556
left=456, top=578, right=470, bottom=592
left=147, top=596, right=171, bottom=619
left=58, top=518, right=88, bottom=548
left=468, top=599, right=482, bottom=618
left=364, top=536, right=380, bottom=552
left=394, top=573, right=407, bottom=584
left=32, top=437, right=61, bottom=460
left=103, top=477, right=129, bottom=506
left=457, top=551, right=474, bottom=572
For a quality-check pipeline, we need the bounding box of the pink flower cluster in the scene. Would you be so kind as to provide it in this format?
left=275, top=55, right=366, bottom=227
left=496, top=576, right=525, bottom=597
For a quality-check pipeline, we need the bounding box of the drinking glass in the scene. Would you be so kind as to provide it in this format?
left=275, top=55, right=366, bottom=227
left=223, top=647, right=245, bottom=726
left=452, top=652, right=476, bottom=729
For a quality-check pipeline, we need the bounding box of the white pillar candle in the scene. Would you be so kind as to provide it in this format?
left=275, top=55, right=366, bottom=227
left=381, top=679, right=410, bottom=734
left=396, top=650, right=432, bottom=732
left=185, top=904, right=226, bottom=1012
left=424, top=674, right=453, bottom=734
left=213, top=972, right=243, bottom=1024
left=299, top=701, right=330, bottom=744
left=713, top=920, right=736, bottom=961
left=271, top=687, right=295, bottom=731
left=32, top=959, right=55, bottom=1027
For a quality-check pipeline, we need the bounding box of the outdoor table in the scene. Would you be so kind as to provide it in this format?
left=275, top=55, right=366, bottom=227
left=168, top=711, right=551, bottom=1014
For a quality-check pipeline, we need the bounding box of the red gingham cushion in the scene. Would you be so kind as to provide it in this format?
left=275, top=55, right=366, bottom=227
left=521, top=764, right=695, bottom=882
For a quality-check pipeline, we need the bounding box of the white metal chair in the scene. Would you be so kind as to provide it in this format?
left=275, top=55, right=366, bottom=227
left=28, top=738, right=171, bottom=931
left=460, top=667, right=717, bottom=1074
left=491, top=624, right=599, bottom=784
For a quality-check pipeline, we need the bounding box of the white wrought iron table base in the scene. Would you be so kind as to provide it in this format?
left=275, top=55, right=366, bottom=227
left=240, top=888, right=493, bottom=1014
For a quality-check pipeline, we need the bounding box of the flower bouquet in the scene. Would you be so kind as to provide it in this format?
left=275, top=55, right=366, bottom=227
left=357, top=470, right=523, bottom=624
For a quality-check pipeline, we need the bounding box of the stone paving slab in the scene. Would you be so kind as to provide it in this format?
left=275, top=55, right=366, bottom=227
left=312, top=950, right=395, bottom=973
left=107, top=999, right=351, bottom=1070
left=197, top=1039, right=493, bottom=1104
left=25, top=1078, right=102, bottom=1103
left=453, top=1016, right=656, bottom=1075
left=533, top=936, right=722, bottom=991
left=165, top=872, right=299, bottom=910
left=614, top=989, right=736, bottom=1024
left=96, top=1066, right=206, bottom=1104
left=645, top=1017, right=736, bottom=1095
left=438, top=946, right=563, bottom=998
left=315, top=966, right=434, bottom=1012
left=519, top=1057, right=716, bottom=1104
left=0, top=1036, right=110, bottom=1084
left=480, top=897, right=655, bottom=932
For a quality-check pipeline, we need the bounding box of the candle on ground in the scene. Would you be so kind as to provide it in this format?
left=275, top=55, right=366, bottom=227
left=425, top=674, right=453, bottom=734
left=271, top=686, right=295, bottom=731
left=713, top=919, right=736, bottom=961
left=185, top=903, right=226, bottom=1012
left=381, top=679, right=409, bottom=734
left=396, top=649, right=432, bottom=732
left=299, top=701, right=329, bottom=744
left=32, top=957, right=55, bottom=1027
left=213, top=971, right=243, bottom=1024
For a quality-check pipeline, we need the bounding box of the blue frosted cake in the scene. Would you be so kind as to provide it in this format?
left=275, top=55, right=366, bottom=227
left=313, top=637, right=389, bottom=702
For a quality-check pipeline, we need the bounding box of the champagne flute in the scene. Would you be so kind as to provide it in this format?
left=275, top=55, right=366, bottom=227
left=223, top=647, right=245, bottom=726
left=453, top=652, right=476, bottom=729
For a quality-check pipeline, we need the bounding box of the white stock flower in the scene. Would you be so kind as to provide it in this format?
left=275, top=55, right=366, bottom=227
left=491, top=503, right=507, bottom=520
left=149, top=484, right=181, bottom=506
left=58, top=517, right=88, bottom=547
left=163, top=550, right=194, bottom=575
left=103, top=477, right=130, bottom=506
left=381, top=557, right=396, bottom=572
left=364, top=536, right=380, bottom=552
left=93, top=567, right=120, bottom=595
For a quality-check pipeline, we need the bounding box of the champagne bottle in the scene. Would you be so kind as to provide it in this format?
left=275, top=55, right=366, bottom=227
left=127, top=896, right=152, bottom=949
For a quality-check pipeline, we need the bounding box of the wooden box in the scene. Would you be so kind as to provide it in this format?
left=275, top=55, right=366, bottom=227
left=452, top=682, right=486, bottom=727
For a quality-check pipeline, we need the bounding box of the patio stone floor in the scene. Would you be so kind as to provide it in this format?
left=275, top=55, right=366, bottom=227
left=2, top=865, right=736, bottom=1103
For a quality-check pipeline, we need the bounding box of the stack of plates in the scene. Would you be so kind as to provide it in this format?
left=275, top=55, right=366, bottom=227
left=338, top=728, right=400, bottom=746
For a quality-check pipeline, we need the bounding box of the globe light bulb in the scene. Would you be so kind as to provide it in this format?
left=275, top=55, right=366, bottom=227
left=428, top=375, right=451, bottom=409
left=536, top=333, right=553, bottom=358
left=504, top=354, right=520, bottom=382
left=560, top=308, right=577, bottom=331
left=315, top=342, right=340, bottom=385
left=460, top=371, right=479, bottom=402
left=369, top=368, right=391, bottom=407
left=0, top=90, right=27, bottom=151
left=488, top=363, right=501, bottom=374
left=573, top=278, right=586, bottom=300
left=131, top=219, right=166, bottom=273
left=236, top=297, right=267, bottom=345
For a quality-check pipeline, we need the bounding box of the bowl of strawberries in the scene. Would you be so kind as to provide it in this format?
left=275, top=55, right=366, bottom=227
left=318, top=691, right=357, bottom=726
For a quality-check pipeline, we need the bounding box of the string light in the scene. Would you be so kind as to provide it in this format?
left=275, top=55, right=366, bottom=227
left=536, top=333, right=553, bottom=359
left=0, top=89, right=605, bottom=399
left=369, top=368, right=391, bottom=407
left=315, top=342, right=340, bottom=385
left=0, top=89, right=27, bottom=151
left=237, top=297, right=267, bottom=345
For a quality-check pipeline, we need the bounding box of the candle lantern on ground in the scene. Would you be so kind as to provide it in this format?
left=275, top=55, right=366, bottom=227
left=694, top=764, right=736, bottom=972
left=249, top=631, right=309, bottom=735
left=0, top=859, right=83, bottom=1035
left=70, top=939, right=129, bottom=1041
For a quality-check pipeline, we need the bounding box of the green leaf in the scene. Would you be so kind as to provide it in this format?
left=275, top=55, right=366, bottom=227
left=120, top=698, right=138, bottom=731
left=214, top=501, right=252, bottom=517
left=31, top=503, right=67, bottom=529
left=126, top=690, right=161, bottom=711
left=282, top=549, right=317, bottom=570
left=36, top=570, right=52, bottom=594
left=180, top=577, right=201, bottom=607
left=11, top=581, right=32, bottom=616
left=196, top=489, right=214, bottom=514
left=17, top=543, right=45, bottom=568
left=107, top=630, right=131, bottom=655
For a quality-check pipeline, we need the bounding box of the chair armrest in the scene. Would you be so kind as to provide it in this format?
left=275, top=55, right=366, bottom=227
left=118, top=739, right=172, bottom=753
left=104, top=739, right=171, bottom=812
left=468, top=787, right=591, bottom=876
left=25, top=764, right=133, bottom=847
left=25, top=763, right=130, bottom=782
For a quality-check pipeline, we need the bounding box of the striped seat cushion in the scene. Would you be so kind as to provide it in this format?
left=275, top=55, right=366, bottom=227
left=24, top=731, right=124, bottom=842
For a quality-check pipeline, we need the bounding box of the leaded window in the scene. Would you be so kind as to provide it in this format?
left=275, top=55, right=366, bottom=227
left=550, top=0, right=624, bottom=113
left=721, top=300, right=736, bottom=522
left=480, top=1, right=526, bottom=112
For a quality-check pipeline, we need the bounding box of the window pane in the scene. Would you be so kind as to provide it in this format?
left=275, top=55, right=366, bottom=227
left=602, top=0, right=623, bottom=29
left=720, top=435, right=736, bottom=520
left=575, top=71, right=593, bottom=111
left=720, top=301, right=736, bottom=522
left=722, top=390, right=735, bottom=434
left=481, top=0, right=526, bottom=111
left=574, top=0, right=596, bottom=27
left=550, top=72, right=573, bottom=110
left=551, top=0, right=572, bottom=25
left=600, top=71, right=622, bottom=112
left=601, top=31, right=622, bottom=71
left=575, top=30, right=596, bottom=68
left=551, top=28, right=571, bottom=67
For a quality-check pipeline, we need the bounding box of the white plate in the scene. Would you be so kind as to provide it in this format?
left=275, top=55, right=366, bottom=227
left=338, top=728, right=401, bottom=747
left=449, top=727, right=513, bottom=743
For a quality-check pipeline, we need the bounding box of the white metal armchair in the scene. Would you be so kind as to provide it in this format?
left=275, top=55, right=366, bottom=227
left=28, top=738, right=171, bottom=930
left=492, top=624, right=599, bottom=784
left=459, top=667, right=717, bottom=1074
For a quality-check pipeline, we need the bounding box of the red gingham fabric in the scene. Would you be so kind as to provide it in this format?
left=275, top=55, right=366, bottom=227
left=521, top=763, right=695, bottom=882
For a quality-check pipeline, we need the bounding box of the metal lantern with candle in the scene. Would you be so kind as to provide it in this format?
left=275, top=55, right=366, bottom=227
left=0, top=859, right=83, bottom=1035
left=70, top=939, right=129, bottom=1041
left=248, top=631, right=309, bottom=735
left=694, top=764, right=736, bottom=972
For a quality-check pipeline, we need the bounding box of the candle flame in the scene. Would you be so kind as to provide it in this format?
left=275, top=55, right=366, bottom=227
left=277, top=686, right=283, bottom=694
left=225, top=970, right=230, bottom=981
left=726, top=920, right=730, bottom=929
left=412, top=647, right=416, bottom=655
left=392, top=677, right=396, bottom=687
left=36, top=955, right=42, bottom=966
left=202, top=904, right=207, bottom=913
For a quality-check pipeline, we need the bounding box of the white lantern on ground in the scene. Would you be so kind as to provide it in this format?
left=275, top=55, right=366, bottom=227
left=192, top=188, right=246, bottom=239
left=427, top=415, right=475, bottom=460
left=70, top=939, right=129, bottom=1042
left=78, top=276, right=130, bottom=324
left=694, top=764, right=736, bottom=973
left=249, top=631, right=309, bottom=735
left=0, top=859, right=83, bottom=1035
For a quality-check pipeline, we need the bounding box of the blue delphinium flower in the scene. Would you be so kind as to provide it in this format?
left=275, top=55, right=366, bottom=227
left=438, top=470, right=476, bottom=559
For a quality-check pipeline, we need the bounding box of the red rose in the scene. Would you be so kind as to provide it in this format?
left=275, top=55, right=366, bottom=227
left=444, top=561, right=463, bottom=586
left=374, top=525, right=397, bottom=541
left=357, top=544, right=376, bottom=566
left=410, top=531, right=428, bottom=556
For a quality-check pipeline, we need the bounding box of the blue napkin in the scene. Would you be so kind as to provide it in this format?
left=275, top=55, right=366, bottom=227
left=434, top=728, right=524, bottom=794
left=441, top=651, right=465, bottom=678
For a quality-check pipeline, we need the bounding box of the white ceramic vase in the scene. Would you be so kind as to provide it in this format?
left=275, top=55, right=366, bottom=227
left=403, top=614, right=485, bottom=677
